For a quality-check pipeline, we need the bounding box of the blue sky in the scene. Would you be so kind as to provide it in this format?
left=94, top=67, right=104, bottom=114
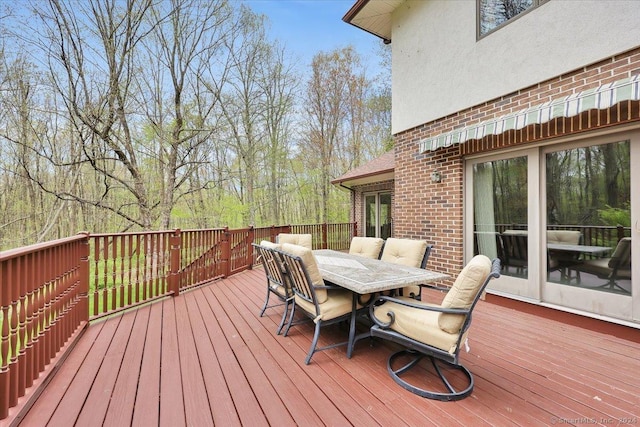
left=242, top=0, right=384, bottom=72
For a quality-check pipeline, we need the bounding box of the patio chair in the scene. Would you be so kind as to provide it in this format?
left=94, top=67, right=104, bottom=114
left=547, top=230, right=583, bottom=282
left=500, top=230, right=528, bottom=275
left=370, top=255, right=500, bottom=401
left=574, top=237, right=631, bottom=293
left=380, top=238, right=432, bottom=299
left=252, top=241, right=293, bottom=334
left=277, top=243, right=362, bottom=365
left=348, top=236, right=384, bottom=259
left=277, top=233, right=313, bottom=249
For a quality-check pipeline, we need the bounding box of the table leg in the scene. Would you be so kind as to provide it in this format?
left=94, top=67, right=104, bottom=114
left=347, top=293, right=357, bottom=358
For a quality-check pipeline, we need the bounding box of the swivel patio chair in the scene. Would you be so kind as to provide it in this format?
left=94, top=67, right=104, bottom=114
left=277, top=243, right=362, bottom=365
left=253, top=241, right=293, bottom=334
left=380, top=238, right=432, bottom=299
left=276, top=233, right=313, bottom=249
left=574, top=237, right=631, bottom=294
left=348, top=236, right=384, bottom=259
left=370, top=255, right=500, bottom=401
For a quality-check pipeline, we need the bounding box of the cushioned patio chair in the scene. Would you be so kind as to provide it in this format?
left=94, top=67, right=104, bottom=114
left=348, top=236, right=384, bottom=259
left=277, top=233, right=313, bottom=249
left=380, top=238, right=432, bottom=299
left=370, top=255, right=501, bottom=401
left=252, top=241, right=293, bottom=334
left=277, top=243, right=362, bottom=364
left=500, top=230, right=528, bottom=275
left=574, top=237, right=631, bottom=293
left=547, top=230, right=583, bottom=282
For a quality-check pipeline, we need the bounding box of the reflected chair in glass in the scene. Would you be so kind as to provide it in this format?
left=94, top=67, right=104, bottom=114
left=348, top=236, right=384, bottom=259
left=500, top=230, right=528, bottom=275
left=370, top=256, right=501, bottom=401
left=253, top=241, right=293, bottom=334
left=276, top=233, right=313, bottom=249
left=277, top=243, right=362, bottom=365
left=380, top=238, right=432, bottom=299
left=546, top=230, right=582, bottom=282
left=574, top=237, right=631, bottom=294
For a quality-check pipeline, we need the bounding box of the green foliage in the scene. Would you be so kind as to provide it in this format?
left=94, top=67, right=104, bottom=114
left=597, top=204, right=631, bottom=227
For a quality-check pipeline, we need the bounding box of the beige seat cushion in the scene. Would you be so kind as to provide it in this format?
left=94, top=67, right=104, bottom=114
left=278, top=233, right=312, bottom=249
left=372, top=298, right=461, bottom=354
left=349, top=237, right=384, bottom=259
left=281, top=243, right=327, bottom=303
left=295, top=289, right=355, bottom=323
left=380, top=238, right=428, bottom=268
left=439, top=255, right=491, bottom=333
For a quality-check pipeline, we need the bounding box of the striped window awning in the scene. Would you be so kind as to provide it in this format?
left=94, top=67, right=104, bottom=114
left=419, top=75, right=640, bottom=152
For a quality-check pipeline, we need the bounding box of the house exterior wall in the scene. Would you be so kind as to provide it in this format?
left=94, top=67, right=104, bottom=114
left=351, top=180, right=394, bottom=237
left=392, top=0, right=640, bottom=133
left=393, top=46, right=640, bottom=281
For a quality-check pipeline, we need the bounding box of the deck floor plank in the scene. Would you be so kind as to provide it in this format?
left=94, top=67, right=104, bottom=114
left=74, top=306, right=138, bottom=427
left=10, top=267, right=640, bottom=427
left=131, top=300, right=163, bottom=427
left=159, top=298, right=186, bottom=427
left=103, top=305, right=152, bottom=427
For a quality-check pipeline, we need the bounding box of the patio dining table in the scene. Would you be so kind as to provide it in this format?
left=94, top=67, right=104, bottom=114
left=312, top=249, right=449, bottom=358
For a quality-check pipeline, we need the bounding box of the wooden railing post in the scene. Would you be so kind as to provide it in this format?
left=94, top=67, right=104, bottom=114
left=248, top=226, right=255, bottom=270
left=322, top=223, right=328, bottom=249
left=353, top=222, right=358, bottom=239
left=78, top=232, right=90, bottom=323
left=616, top=225, right=625, bottom=242
left=221, top=227, right=231, bottom=278
left=169, top=229, right=182, bottom=296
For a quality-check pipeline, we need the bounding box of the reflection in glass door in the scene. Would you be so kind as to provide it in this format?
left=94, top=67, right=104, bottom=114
left=545, top=140, right=631, bottom=295
left=364, top=192, right=392, bottom=239
left=473, top=156, right=528, bottom=276
left=469, top=151, right=538, bottom=300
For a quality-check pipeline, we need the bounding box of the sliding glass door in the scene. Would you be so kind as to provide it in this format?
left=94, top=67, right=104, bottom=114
left=364, top=192, right=392, bottom=239
left=467, top=148, right=540, bottom=300
left=467, top=130, right=639, bottom=323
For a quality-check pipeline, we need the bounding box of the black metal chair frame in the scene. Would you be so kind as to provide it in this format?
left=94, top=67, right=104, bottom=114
left=276, top=248, right=361, bottom=365
left=370, top=258, right=501, bottom=401
left=252, top=243, right=293, bottom=335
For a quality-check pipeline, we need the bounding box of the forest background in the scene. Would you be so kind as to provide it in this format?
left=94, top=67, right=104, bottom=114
left=0, top=0, right=391, bottom=251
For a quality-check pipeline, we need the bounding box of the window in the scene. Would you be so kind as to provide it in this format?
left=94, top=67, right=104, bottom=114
left=478, top=0, right=547, bottom=38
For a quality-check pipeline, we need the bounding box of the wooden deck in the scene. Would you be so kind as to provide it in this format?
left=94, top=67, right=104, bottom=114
left=6, top=267, right=640, bottom=426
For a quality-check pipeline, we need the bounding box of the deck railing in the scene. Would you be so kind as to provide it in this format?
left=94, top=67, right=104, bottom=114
left=0, top=222, right=355, bottom=420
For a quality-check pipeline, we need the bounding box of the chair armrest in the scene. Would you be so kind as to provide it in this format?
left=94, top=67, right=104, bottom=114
left=370, top=295, right=470, bottom=328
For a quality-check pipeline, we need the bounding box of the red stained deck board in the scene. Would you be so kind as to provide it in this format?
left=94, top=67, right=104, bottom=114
left=159, top=298, right=186, bottom=427
left=131, top=301, right=163, bottom=426
left=9, top=267, right=640, bottom=427
left=103, top=305, right=152, bottom=426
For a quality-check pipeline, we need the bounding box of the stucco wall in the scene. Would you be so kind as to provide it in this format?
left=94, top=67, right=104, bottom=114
left=392, top=0, right=640, bottom=134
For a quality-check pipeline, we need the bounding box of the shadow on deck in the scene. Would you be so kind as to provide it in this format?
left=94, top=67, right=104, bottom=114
left=5, top=268, right=640, bottom=426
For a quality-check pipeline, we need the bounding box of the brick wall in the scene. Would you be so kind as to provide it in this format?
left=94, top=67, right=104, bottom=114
left=393, top=46, right=640, bottom=280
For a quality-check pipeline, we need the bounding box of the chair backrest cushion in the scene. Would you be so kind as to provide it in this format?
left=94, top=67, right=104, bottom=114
left=281, top=243, right=327, bottom=303
left=259, top=240, right=281, bottom=250
left=439, top=255, right=492, bottom=333
left=546, top=230, right=581, bottom=245
left=609, top=237, right=631, bottom=270
left=349, top=237, right=384, bottom=259
left=278, top=233, right=313, bottom=249
left=380, top=238, right=428, bottom=268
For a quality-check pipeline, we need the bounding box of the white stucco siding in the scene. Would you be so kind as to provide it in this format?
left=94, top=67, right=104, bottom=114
left=392, top=0, right=640, bottom=134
